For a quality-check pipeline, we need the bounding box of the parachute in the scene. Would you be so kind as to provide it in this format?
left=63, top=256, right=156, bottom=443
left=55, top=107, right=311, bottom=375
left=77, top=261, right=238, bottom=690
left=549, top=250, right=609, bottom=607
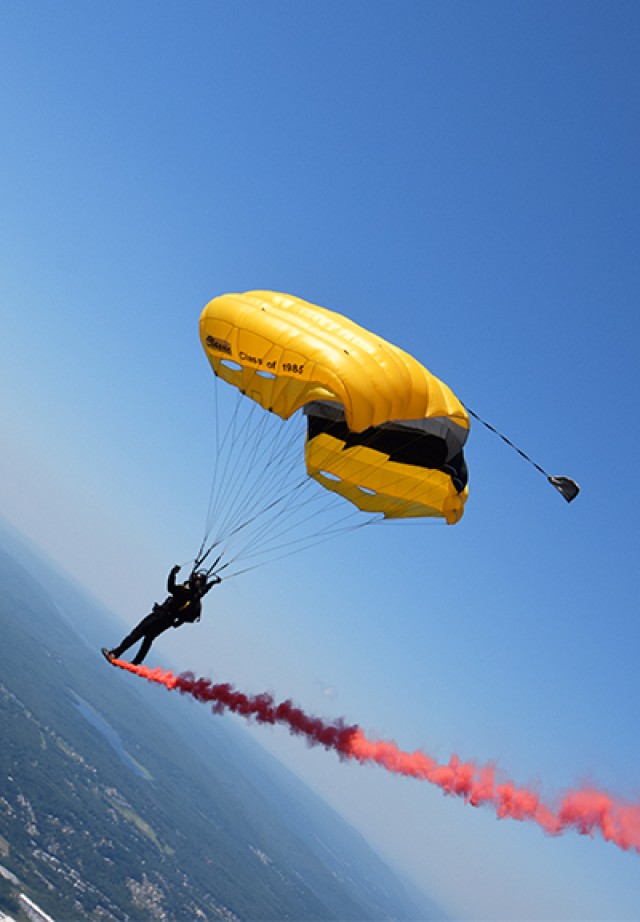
left=195, top=291, right=469, bottom=578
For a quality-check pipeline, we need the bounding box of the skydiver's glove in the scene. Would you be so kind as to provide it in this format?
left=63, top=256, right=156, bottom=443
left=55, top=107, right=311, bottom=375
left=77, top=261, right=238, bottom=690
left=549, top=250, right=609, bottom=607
left=172, top=617, right=183, bottom=628
left=205, top=575, right=222, bottom=593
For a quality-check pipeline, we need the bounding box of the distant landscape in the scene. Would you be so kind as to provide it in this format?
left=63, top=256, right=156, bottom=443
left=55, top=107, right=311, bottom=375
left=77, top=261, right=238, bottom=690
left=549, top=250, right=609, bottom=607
left=0, top=518, right=446, bottom=921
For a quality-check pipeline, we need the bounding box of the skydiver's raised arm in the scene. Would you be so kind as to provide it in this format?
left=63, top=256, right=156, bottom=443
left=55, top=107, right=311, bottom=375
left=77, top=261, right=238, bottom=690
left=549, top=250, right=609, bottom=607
left=167, top=564, right=181, bottom=593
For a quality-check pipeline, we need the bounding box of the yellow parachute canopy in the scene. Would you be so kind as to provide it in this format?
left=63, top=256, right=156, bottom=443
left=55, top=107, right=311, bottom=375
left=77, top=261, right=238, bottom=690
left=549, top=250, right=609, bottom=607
left=199, top=291, right=469, bottom=524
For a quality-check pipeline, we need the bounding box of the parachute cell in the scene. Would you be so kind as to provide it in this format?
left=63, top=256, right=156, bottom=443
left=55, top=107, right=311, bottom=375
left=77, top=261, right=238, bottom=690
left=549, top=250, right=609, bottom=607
left=200, top=291, right=469, bottom=524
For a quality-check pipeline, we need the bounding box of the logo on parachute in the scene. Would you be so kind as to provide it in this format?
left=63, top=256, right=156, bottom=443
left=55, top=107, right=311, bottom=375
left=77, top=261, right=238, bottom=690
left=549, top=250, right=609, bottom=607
left=206, top=335, right=232, bottom=356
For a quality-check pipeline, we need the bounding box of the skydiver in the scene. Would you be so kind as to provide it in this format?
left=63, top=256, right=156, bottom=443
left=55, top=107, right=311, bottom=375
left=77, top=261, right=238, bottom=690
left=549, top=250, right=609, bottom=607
left=101, top=565, right=221, bottom=666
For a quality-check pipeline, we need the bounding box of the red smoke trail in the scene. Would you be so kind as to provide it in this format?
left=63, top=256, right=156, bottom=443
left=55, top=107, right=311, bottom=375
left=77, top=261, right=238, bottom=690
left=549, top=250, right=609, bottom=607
left=112, top=659, right=640, bottom=854
left=112, top=659, right=358, bottom=751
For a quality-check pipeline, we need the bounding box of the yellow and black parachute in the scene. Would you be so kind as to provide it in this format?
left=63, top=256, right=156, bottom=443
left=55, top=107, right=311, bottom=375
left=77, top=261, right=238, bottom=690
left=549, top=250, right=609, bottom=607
left=200, top=291, right=469, bottom=526
left=195, top=291, right=577, bottom=578
left=192, top=290, right=580, bottom=579
left=195, top=292, right=470, bottom=578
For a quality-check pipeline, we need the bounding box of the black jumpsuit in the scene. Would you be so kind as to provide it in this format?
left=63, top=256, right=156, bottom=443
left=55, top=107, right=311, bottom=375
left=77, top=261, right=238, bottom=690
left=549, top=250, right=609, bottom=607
left=110, top=566, right=205, bottom=665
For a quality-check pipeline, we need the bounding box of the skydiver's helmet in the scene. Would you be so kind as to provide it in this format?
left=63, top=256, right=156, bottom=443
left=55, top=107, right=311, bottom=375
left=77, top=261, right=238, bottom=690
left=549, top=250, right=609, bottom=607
left=189, top=571, right=208, bottom=595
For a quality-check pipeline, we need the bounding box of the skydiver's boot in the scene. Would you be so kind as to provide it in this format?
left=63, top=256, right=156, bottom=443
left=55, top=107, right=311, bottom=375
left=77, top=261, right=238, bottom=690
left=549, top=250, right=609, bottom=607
left=101, top=647, right=115, bottom=664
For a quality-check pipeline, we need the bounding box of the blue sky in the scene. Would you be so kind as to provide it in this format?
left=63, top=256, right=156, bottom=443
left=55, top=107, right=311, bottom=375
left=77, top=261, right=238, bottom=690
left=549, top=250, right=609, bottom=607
left=1, top=2, right=640, bottom=918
